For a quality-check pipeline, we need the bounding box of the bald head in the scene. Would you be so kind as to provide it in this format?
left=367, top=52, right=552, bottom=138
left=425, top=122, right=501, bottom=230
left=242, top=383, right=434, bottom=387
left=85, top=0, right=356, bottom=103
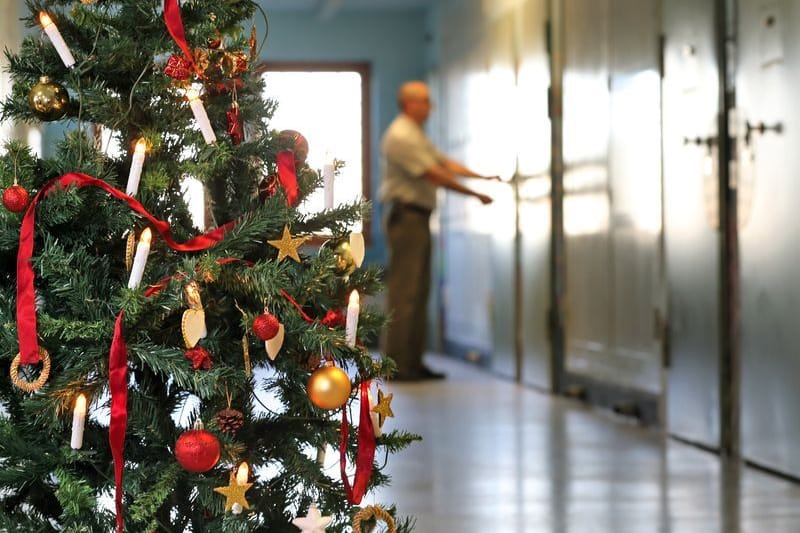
left=397, top=81, right=432, bottom=124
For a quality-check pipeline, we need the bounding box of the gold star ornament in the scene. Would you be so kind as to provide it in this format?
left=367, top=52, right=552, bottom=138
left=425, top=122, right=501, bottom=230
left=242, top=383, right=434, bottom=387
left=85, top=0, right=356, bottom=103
left=213, top=471, right=253, bottom=512
left=268, top=225, right=308, bottom=263
left=371, top=389, right=395, bottom=427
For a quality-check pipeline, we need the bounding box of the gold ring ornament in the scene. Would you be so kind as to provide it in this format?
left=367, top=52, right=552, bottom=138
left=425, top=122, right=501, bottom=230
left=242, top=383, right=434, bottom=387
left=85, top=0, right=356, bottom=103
left=10, top=347, right=51, bottom=392
left=352, top=505, right=397, bottom=533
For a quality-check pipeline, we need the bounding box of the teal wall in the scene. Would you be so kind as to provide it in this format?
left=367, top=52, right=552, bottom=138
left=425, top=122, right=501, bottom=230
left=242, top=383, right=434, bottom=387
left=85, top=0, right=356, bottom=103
left=256, top=8, right=430, bottom=264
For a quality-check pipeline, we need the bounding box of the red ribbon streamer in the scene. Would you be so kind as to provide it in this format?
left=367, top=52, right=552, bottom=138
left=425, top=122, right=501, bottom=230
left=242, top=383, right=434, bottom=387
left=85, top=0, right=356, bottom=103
left=108, top=312, right=128, bottom=533
left=340, top=380, right=376, bottom=504
left=15, top=172, right=238, bottom=531
left=277, top=151, right=299, bottom=207
left=163, top=0, right=202, bottom=77
left=280, top=288, right=314, bottom=323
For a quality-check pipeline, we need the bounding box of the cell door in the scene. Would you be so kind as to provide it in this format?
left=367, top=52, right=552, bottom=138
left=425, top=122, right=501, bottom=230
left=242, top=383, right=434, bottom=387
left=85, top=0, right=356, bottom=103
left=662, top=0, right=722, bottom=448
left=561, top=0, right=664, bottom=417
left=737, top=0, right=800, bottom=477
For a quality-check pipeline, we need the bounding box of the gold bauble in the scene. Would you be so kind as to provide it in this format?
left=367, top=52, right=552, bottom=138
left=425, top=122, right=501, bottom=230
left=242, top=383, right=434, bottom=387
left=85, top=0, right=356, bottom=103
left=332, top=239, right=356, bottom=276
left=307, top=365, right=352, bottom=410
left=28, top=76, right=69, bottom=122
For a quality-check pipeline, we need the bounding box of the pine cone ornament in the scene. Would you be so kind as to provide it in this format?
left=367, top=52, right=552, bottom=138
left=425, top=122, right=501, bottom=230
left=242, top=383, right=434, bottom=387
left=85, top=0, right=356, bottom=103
left=216, top=408, right=244, bottom=433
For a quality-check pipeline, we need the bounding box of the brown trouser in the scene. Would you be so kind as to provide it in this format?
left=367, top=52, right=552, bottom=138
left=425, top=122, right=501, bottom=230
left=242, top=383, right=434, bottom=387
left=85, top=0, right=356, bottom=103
left=384, top=202, right=432, bottom=375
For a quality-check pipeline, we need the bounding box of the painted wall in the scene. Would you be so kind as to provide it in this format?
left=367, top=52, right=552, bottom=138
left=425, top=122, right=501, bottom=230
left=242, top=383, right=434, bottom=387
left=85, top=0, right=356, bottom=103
left=256, top=8, right=430, bottom=264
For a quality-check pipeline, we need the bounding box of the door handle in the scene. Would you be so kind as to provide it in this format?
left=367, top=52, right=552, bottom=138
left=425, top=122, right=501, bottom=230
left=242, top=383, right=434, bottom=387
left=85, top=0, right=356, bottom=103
left=682, top=136, right=717, bottom=149
left=744, top=120, right=783, bottom=146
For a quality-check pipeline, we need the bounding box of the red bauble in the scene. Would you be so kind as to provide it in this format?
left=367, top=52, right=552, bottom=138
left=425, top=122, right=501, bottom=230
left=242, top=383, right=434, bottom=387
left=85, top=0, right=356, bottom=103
left=3, top=185, right=29, bottom=213
left=252, top=312, right=280, bottom=341
left=175, top=429, right=221, bottom=473
left=278, top=129, right=309, bottom=164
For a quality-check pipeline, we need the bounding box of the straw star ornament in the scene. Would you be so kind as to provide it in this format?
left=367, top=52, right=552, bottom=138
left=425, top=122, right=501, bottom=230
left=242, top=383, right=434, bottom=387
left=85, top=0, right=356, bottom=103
left=268, top=225, right=308, bottom=263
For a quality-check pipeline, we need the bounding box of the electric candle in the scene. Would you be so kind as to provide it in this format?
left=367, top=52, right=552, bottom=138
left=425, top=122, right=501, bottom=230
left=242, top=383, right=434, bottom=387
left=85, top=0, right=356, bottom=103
left=70, top=394, right=87, bottom=449
left=126, top=138, right=147, bottom=196
left=127, top=228, right=152, bottom=289
left=323, top=160, right=334, bottom=209
left=39, top=12, right=76, bottom=68
left=345, top=290, right=360, bottom=347
left=186, top=88, right=216, bottom=145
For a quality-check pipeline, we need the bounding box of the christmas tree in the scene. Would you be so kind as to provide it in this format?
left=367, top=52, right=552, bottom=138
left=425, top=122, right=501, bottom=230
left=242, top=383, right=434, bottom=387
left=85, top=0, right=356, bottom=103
left=0, top=1, right=418, bottom=531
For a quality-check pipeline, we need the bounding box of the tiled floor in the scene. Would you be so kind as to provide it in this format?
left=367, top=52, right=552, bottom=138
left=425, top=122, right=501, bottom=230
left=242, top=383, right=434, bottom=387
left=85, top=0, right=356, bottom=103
left=367, top=354, right=800, bottom=533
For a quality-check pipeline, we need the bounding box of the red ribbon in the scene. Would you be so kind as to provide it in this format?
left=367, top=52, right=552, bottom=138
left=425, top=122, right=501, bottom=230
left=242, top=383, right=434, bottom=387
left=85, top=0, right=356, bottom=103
left=108, top=312, right=128, bottom=533
left=15, top=172, right=238, bottom=532
left=280, top=288, right=314, bottom=323
left=163, top=0, right=202, bottom=78
left=340, top=380, right=376, bottom=504
left=277, top=151, right=299, bottom=207
left=280, top=289, right=344, bottom=328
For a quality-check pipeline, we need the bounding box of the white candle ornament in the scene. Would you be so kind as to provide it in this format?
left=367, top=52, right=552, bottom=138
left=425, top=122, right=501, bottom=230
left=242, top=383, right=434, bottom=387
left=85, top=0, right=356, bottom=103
left=71, top=394, right=87, bottom=449
left=39, top=12, right=76, bottom=68
left=323, top=161, right=334, bottom=209
left=345, top=290, right=360, bottom=347
left=232, top=462, right=249, bottom=515
left=126, top=138, right=147, bottom=196
left=127, top=228, right=152, bottom=289
left=186, top=88, right=216, bottom=145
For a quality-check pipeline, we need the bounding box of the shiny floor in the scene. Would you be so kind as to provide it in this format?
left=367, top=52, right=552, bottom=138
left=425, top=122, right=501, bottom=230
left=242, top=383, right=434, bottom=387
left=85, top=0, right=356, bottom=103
left=367, top=355, right=800, bottom=533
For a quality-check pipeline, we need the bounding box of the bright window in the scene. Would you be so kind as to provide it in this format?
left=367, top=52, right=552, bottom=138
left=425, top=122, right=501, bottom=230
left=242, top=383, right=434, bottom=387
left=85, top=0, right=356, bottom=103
left=262, top=66, right=369, bottom=233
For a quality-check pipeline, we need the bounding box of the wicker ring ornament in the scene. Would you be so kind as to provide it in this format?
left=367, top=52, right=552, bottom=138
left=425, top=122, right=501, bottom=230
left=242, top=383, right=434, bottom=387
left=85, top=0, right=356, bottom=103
left=10, top=347, right=51, bottom=392
left=352, top=505, right=397, bottom=533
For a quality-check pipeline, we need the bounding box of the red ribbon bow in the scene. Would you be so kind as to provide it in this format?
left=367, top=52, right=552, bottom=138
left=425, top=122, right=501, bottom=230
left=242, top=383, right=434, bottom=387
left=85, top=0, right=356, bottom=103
left=320, top=309, right=346, bottom=328
left=184, top=346, right=212, bottom=370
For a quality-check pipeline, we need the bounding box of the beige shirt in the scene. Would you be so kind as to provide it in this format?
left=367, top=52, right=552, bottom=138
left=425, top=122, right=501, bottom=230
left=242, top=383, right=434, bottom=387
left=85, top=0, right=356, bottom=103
left=379, top=114, right=445, bottom=211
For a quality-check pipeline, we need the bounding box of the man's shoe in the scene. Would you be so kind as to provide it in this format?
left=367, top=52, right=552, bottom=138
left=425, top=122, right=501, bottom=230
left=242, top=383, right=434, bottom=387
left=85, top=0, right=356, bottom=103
left=419, top=366, right=446, bottom=380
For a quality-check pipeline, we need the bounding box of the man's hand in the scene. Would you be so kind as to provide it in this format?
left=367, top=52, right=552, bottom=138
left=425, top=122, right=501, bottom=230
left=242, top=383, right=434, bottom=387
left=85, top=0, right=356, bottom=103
left=475, top=193, right=493, bottom=205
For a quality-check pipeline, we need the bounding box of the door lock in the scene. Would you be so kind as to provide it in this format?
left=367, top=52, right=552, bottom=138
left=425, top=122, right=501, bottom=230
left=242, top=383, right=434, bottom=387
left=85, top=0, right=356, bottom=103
left=744, top=120, right=783, bottom=146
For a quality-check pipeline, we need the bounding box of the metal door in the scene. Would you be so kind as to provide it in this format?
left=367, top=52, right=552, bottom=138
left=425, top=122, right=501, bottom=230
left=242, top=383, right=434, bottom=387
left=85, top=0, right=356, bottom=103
left=487, top=8, right=522, bottom=380
left=562, top=0, right=664, bottom=410
left=517, top=0, right=552, bottom=389
left=662, top=0, right=721, bottom=447
left=562, top=0, right=614, bottom=388
left=737, top=0, right=800, bottom=476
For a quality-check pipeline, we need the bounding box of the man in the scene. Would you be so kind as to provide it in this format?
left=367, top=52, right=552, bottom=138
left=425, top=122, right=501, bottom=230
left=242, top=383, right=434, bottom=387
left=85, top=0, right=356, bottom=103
left=381, top=80, right=498, bottom=381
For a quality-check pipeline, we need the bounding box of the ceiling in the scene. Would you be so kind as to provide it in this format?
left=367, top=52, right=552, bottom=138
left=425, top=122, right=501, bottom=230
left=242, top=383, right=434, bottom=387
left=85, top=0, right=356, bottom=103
left=262, top=0, right=436, bottom=13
